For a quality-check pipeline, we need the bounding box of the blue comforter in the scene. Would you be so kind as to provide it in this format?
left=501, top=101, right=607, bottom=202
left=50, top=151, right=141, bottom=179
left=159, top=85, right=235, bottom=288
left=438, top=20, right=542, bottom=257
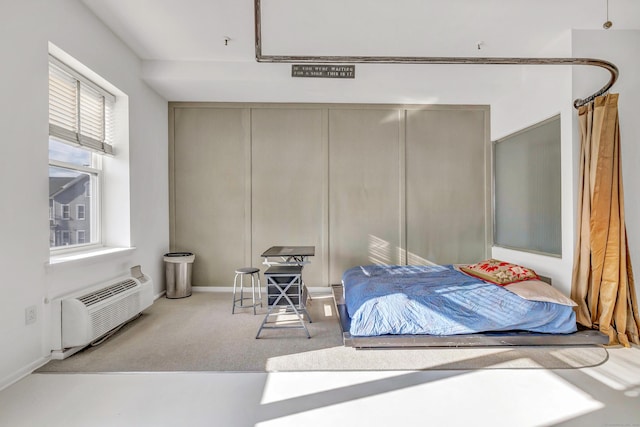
left=343, top=264, right=577, bottom=336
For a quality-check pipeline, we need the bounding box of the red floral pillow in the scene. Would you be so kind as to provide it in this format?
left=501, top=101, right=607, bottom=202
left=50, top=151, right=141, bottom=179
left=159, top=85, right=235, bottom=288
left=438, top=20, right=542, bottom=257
left=459, top=259, right=539, bottom=285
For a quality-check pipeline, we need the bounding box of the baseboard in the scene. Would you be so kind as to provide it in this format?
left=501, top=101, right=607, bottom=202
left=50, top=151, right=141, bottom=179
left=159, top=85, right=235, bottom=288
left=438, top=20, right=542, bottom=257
left=50, top=345, right=86, bottom=360
left=307, top=286, right=333, bottom=294
left=192, top=286, right=234, bottom=293
left=0, top=355, right=50, bottom=392
left=192, top=286, right=332, bottom=294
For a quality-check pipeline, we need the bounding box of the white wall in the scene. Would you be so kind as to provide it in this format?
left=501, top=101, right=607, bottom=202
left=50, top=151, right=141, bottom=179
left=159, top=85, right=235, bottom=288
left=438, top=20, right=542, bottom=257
left=0, top=0, right=169, bottom=389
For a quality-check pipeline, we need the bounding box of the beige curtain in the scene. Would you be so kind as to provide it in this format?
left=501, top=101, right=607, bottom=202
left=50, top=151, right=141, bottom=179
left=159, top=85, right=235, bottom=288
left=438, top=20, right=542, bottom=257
left=571, top=93, right=640, bottom=347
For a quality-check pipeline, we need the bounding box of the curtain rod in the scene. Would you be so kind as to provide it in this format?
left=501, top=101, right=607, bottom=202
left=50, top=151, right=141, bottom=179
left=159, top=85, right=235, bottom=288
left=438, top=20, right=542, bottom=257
left=254, top=0, right=618, bottom=109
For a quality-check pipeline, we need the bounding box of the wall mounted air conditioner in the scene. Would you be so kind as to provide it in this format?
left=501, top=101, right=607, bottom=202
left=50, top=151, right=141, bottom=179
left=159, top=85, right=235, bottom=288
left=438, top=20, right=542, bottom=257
left=51, top=266, right=154, bottom=359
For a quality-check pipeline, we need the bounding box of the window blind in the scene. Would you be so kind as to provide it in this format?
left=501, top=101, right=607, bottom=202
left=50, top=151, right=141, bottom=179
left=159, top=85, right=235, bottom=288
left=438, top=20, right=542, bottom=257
left=48, top=56, right=115, bottom=155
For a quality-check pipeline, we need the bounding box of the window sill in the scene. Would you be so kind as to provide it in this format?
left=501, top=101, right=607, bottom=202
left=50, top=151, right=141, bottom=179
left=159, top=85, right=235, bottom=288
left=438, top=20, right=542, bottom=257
left=48, top=246, right=136, bottom=267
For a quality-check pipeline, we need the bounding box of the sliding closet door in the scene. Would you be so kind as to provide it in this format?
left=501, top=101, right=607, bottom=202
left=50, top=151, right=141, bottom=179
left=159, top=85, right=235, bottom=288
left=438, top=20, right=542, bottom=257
left=170, top=103, right=490, bottom=287
left=251, top=108, right=326, bottom=286
left=171, top=107, right=249, bottom=286
left=405, top=108, right=489, bottom=265
left=329, top=108, right=402, bottom=283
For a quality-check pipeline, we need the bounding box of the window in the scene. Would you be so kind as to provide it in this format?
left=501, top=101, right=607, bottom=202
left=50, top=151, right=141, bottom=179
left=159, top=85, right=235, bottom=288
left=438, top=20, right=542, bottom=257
left=60, top=231, right=70, bottom=246
left=48, top=54, right=115, bottom=250
left=493, top=115, right=561, bottom=256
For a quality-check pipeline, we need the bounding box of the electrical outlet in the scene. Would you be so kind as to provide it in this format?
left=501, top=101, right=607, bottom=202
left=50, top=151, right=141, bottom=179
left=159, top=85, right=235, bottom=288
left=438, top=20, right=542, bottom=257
left=25, top=306, right=37, bottom=325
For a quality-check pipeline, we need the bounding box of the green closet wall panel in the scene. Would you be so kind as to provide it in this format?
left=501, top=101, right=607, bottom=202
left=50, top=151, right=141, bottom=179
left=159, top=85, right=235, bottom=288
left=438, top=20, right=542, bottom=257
left=328, top=108, right=402, bottom=283
left=172, top=107, right=249, bottom=286
left=251, top=108, right=326, bottom=286
left=405, top=108, right=489, bottom=265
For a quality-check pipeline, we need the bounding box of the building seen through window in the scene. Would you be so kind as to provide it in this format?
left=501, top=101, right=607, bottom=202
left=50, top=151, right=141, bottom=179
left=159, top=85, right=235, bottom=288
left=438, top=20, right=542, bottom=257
left=49, top=161, right=92, bottom=247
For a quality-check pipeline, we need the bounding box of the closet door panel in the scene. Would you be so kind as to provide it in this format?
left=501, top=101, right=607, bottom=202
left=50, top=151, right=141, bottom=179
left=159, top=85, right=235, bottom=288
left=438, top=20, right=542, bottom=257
left=406, top=108, right=488, bottom=265
left=329, top=108, right=401, bottom=283
left=251, top=108, right=325, bottom=286
left=172, top=107, right=248, bottom=286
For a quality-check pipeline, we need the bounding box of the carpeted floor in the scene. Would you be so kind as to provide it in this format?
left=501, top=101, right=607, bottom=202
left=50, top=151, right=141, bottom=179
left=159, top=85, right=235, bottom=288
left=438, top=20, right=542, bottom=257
left=37, top=291, right=608, bottom=373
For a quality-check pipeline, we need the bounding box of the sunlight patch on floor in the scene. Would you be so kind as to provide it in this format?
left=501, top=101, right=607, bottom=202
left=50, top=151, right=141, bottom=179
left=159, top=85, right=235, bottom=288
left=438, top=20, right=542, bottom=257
left=549, top=346, right=613, bottom=368
left=323, top=302, right=333, bottom=317
left=262, top=346, right=557, bottom=373
left=257, top=370, right=603, bottom=427
left=304, top=293, right=334, bottom=316
left=582, top=346, right=640, bottom=391
left=260, top=371, right=409, bottom=405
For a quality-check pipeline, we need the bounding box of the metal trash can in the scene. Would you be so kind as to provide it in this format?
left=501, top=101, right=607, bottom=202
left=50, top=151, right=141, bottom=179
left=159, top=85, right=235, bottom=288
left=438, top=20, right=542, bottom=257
left=164, top=252, right=195, bottom=299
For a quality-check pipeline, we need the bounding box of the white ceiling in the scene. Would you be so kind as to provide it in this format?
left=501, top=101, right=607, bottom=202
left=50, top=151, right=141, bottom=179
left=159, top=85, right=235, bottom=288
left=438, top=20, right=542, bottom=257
left=82, top=0, right=255, bottom=61
left=81, top=0, right=640, bottom=100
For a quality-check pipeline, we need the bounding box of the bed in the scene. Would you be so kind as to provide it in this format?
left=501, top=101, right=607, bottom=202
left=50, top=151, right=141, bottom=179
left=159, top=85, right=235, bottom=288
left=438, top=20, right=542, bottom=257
left=334, top=260, right=608, bottom=348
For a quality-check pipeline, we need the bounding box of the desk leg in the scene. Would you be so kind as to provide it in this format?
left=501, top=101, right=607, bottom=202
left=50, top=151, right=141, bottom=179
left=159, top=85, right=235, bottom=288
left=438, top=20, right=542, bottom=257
left=301, top=281, right=312, bottom=323
left=256, top=275, right=311, bottom=339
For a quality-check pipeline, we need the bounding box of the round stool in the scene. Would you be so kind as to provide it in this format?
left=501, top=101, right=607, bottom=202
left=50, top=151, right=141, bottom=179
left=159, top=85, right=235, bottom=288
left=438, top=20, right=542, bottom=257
left=232, top=267, right=262, bottom=315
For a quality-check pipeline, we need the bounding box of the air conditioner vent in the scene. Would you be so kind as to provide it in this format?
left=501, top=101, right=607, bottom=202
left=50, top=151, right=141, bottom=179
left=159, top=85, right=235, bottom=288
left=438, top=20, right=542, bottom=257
left=54, top=270, right=154, bottom=355
left=77, top=279, right=138, bottom=307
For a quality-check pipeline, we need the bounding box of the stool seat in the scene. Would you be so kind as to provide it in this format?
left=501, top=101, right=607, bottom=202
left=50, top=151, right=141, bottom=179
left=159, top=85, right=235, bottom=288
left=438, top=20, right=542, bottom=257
left=232, top=267, right=262, bottom=315
left=235, top=267, right=259, bottom=275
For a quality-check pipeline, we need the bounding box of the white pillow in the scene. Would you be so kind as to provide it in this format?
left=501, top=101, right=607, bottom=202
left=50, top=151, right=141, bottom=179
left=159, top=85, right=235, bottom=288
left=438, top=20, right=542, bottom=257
left=504, top=279, right=577, bottom=306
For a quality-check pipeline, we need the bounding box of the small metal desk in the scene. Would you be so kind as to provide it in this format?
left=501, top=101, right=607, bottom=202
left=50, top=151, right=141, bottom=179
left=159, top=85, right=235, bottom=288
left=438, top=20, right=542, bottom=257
left=256, top=246, right=315, bottom=338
